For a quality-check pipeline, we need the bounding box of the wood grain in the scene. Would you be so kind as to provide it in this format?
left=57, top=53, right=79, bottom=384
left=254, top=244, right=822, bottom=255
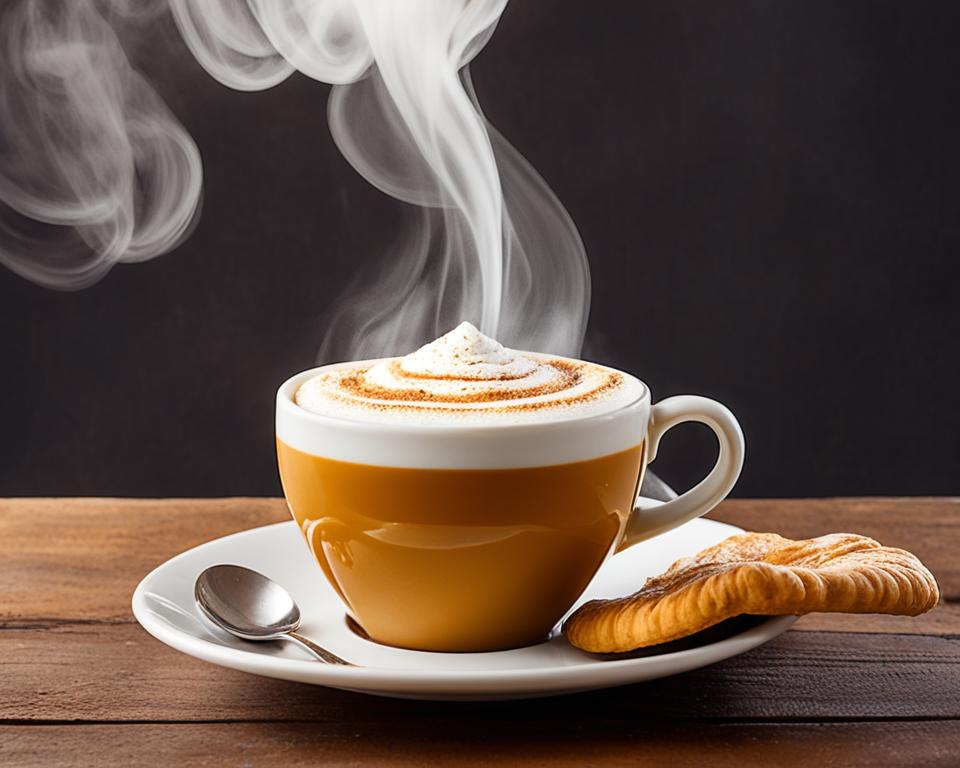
left=791, top=603, right=960, bottom=635
left=3, top=623, right=958, bottom=723
left=0, top=498, right=287, bottom=622
left=2, top=722, right=958, bottom=768
left=1, top=497, right=958, bottom=767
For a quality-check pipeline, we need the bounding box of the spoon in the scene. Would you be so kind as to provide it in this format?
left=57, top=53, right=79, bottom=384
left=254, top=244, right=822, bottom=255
left=194, top=564, right=354, bottom=666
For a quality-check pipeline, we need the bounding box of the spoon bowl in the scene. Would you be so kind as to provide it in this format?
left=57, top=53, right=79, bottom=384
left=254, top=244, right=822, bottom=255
left=195, top=564, right=353, bottom=665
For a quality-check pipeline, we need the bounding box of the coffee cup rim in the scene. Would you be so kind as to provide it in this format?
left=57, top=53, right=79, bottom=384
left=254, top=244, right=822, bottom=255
left=276, top=361, right=649, bottom=468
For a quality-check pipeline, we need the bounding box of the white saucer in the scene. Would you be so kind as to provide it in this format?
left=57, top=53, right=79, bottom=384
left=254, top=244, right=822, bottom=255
left=132, top=507, right=795, bottom=701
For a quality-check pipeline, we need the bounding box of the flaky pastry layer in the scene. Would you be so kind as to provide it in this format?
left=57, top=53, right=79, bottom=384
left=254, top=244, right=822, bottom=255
left=563, top=532, right=940, bottom=653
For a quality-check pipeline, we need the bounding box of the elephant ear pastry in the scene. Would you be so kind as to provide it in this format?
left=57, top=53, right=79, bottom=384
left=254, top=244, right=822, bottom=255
left=563, top=532, right=940, bottom=653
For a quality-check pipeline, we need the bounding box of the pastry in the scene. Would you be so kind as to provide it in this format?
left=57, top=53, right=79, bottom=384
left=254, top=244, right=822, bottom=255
left=563, top=532, right=939, bottom=653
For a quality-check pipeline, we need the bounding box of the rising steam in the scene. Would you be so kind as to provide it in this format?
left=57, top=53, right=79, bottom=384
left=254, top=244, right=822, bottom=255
left=2, top=0, right=589, bottom=360
left=0, top=0, right=201, bottom=290
left=173, top=0, right=590, bottom=359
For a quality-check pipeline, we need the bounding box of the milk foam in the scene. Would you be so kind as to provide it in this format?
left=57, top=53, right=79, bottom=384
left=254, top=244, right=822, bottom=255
left=295, top=322, right=643, bottom=425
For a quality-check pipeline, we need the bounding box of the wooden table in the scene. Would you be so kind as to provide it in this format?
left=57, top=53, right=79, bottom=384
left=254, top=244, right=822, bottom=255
left=1, top=498, right=957, bottom=766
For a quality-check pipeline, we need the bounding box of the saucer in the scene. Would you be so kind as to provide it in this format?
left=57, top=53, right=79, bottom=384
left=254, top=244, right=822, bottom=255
left=132, top=504, right=795, bottom=701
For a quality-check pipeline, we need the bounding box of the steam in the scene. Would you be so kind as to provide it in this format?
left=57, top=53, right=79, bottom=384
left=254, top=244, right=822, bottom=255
left=168, top=0, right=589, bottom=359
left=2, top=0, right=589, bottom=359
left=0, top=0, right=201, bottom=290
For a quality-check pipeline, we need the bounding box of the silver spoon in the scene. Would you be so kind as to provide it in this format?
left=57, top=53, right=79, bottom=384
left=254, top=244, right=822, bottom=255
left=194, top=564, right=354, bottom=666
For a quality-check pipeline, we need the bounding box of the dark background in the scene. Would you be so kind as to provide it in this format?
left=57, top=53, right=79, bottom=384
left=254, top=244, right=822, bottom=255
left=2, top=0, right=958, bottom=498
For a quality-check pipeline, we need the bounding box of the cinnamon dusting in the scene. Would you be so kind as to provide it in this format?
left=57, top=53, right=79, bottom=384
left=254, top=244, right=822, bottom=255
left=322, top=359, right=623, bottom=415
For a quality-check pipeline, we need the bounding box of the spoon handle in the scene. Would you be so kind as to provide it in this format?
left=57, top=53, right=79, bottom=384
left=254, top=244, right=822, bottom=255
left=287, top=631, right=355, bottom=666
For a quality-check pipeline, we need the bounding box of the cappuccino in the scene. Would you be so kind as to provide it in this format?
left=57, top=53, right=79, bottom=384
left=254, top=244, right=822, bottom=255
left=277, top=322, right=744, bottom=651
left=294, top=321, right=643, bottom=426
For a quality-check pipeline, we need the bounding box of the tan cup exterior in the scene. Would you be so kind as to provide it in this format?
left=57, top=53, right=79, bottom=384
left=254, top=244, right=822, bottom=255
left=276, top=362, right=744, bottom=653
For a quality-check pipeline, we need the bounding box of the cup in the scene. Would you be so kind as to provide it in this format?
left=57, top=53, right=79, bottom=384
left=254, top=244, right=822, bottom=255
left=276, top=360, right=744, bottom=652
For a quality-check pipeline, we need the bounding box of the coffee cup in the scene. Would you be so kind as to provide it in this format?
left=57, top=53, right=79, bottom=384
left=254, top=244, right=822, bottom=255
left=276, top=325, right=743, bottom=652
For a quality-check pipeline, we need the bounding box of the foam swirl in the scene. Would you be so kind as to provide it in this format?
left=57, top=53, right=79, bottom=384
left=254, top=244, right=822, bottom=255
left=295, top=322, right=643, bottom=424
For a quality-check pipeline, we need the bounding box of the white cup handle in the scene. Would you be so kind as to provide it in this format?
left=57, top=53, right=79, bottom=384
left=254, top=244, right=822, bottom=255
left=620, top=395, right=745, bottom=550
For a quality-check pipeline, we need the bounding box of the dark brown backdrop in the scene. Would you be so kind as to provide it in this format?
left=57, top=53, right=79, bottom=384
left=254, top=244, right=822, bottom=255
left=2, top=0, right=958, bottom=497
